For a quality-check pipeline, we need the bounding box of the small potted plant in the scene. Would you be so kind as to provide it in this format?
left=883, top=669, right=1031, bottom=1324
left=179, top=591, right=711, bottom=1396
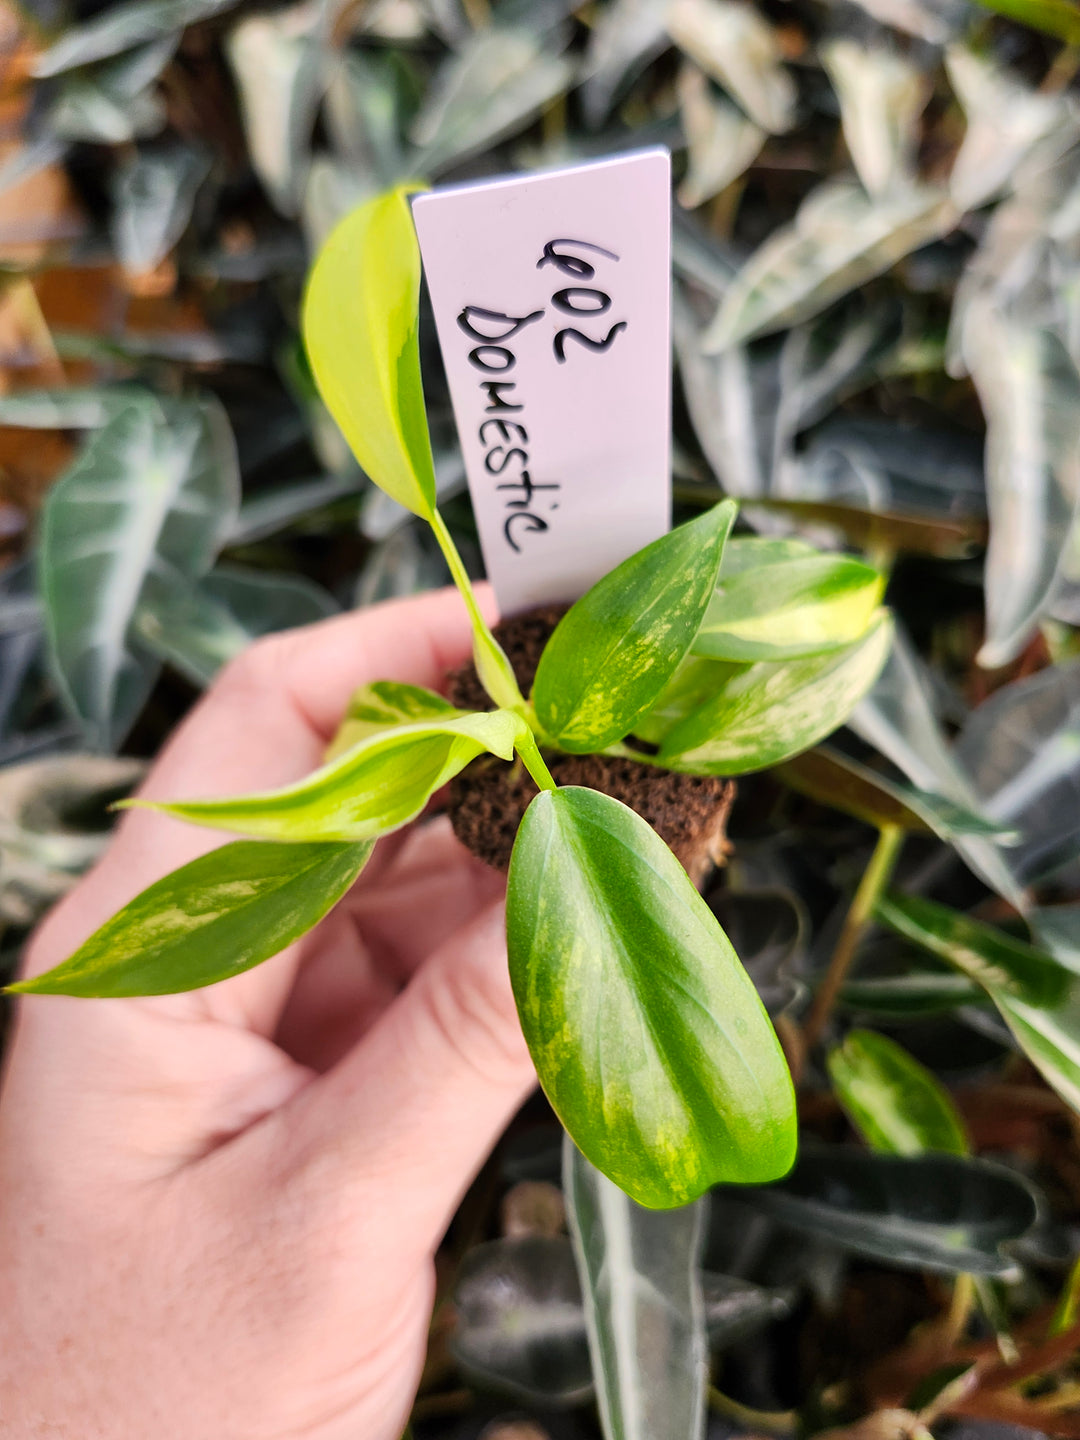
left=10, top=186, right=890, bottom=1211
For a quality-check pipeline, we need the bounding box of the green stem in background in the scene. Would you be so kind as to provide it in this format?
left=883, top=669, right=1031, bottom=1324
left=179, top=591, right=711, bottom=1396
left=515, top=728, right=558, bottom=793
left=1050, top=1252, right=1080, bottom=1337
left=430, top=509, right=527, bottom=715
left=802, top=823, right=904, bottom=1055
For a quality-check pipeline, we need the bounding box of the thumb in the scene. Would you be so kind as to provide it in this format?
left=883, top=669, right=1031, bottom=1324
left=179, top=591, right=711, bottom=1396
left=276, top=900, right=537, bottom=1256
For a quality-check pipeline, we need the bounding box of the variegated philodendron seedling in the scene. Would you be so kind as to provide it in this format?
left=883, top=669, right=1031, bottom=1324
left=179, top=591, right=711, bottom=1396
left=11, top=189, right=892, bottom=1208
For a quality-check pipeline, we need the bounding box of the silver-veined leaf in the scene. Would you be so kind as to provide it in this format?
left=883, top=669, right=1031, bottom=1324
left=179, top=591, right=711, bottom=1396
left=507, top=786, right=796, bottom=1209
left=821, top=41, right=930, bottom=199
left=676, top=63, right=765, bottom=209
left=110, top=144, right=210, bottom=274
left=564, top=1135, right=708, bottom=1440
left=128, top=710, right=525, bottom=842
left=533, top=501, right=736, bottom=753
left=667, top=0, right=795, bottom=134
left=8, top=839, right=372, bottom=997
left=40, top=398, right=240, bottom=750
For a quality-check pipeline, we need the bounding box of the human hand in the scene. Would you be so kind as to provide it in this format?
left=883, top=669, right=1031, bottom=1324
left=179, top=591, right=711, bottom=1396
left=0, top=588, right=537, bottom=1439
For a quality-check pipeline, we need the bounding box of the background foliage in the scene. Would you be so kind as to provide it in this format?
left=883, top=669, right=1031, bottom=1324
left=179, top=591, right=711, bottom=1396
left=6, top=0, right=1080, bottom=1433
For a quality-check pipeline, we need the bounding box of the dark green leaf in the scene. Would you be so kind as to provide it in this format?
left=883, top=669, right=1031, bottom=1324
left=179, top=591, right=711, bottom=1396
left=9, top=839, right=372, bottom=997
left=877, top=893, right=1080, bottom=1114
left=839, top=970, right=986, bottom=1017
left=533, top=500, right=737, bottom=753
left=507, top=786, right=796, bottom=1208
left=827, top=1029, right=969, bottom=1156
left=129, top=710, right=525, bottom=842
left=741, top=1147, right=1039, bottom=1277
left=659, top=613, right=892, bottom=775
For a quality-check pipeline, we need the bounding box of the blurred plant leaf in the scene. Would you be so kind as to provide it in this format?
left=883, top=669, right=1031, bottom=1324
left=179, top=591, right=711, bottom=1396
left=324, top=49, right=409, bottom=185
left=658, top=612, right=893, bottom=775
left=840, top=970, right=986, bottom=1017
left=850, top=625, right=1026, bottom=908
left=580, top=0, right=670, bottom=129
left=667, top=0, right=795, bottom=134
left=48, top=36, right=176, bottom=143
left=827, top=1029, right=970, bottom=1156
left=228, top=474, right=362, bottom=545
left=34, top=0, right=242, bottom=75
left=878, top=893, right=1080, bottom=1114
left=507, top=786, right=797, bottom=1208
left=840, top=0, right=964, bottom=41
left=110, top=144, right=210, bottom=274
left=692, top=552, right=884, bottom=662
left=134, top=564, right=339, bottom=688
left=0, top=753, right=144, bottom=875
left=946, top=46, right=1080, bottom=214
left=533, top=500, right=736, bottom=752
left=564, top=1135, right=708, bottom=1440
left=39, top=398, right=240, bottom=750
left=452, top=1234, right=595, bottom=1406
left=821, top=41, right=930, bottom=199
left=0, top=384, right=147, bottom=428
left=226, top=6, right=326, bottom=217
left=703, top=180, right=955, bottom=352
left=9, top=838, right=372, bottom=996
left=776, top=745, right=1017, bottom=843
left=740, top=1147, right=1038, bottom=1276
left=742, top=497, right=985, bottom=559
left=302, top=186, right=436, bottom=519
left=410, top=27, right=576, bottom=175
left=955, top=661, right=1080, bottom=888
left=676, top=63, right=765, bottom=209
left=325, top=679, right=457, bottom=758
left=132, top=709, right=525, bottom=841
left=705, top=884, right=807, bottom=1018
left=961, top=305, right=1080, bottom=670
left=1032, top=903, right=1080, bottom=976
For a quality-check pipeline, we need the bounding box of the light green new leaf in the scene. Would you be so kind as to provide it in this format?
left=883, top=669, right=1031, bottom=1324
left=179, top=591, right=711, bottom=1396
left=40, top=398, right=240, bottom=750
left=659, top=612, right=892, bottom=775
left=325, top=680, right=458, bottom=759
left=703, top=180, right=955, bottom=352
left=302, top=188, right=436, bottom=519
left=828, top=1029, right=969, bottom=1157
left=693, top=553, right=884, bottom=662
left=128, top=710, right=525, bottom=842
left=507, top=786, right=797, bottom=1209
left=533, top=501, right=737, bottom=753
left=9, top=839, right=372, bottom=997
left=564, top=1135, right=709, bottom=1440
left=877, top=893, right=1080, bottom=1114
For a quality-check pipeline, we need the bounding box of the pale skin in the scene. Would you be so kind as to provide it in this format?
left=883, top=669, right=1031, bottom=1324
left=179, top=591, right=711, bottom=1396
left=0, top=587, right=538, bottom=1439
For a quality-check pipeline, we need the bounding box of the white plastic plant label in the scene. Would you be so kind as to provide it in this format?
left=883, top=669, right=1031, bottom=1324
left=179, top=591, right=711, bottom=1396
left=411, top=148, right=672, bottom=615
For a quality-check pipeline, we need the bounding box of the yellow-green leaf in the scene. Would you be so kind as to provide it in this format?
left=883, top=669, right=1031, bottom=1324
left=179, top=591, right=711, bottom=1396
left=302, top=186, right=436, bottom=518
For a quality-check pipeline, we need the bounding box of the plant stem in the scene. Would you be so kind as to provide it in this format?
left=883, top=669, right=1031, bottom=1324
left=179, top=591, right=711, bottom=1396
left=802, top=823, right=904, bottom=1054
left=430, top=509, right=526, bottom=714
left=516, top=728, right=558, bottom=793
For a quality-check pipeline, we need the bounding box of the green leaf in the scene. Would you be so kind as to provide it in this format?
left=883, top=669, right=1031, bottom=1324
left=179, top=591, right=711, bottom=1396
left=506, top=786, right=796, bottom=1209
left=827, top=1029, right=969, bottom=1157
left=633, top=655, right=747, bottom=747
left=8, top=839, right=372, bottom=997
left=775, top=745, right=1018, bottom=843
left=820, top=40, right=930, bottom=199
left=667, top=0, right=796, bottom=134
left=877, top=893, right=1080, bottom=1114
left=110, top=144, right=210, bottom=275
left=676, top=64, right=766, bottom=209
left=0, top=384, right=146, bottom=429
left=40, top=398, right=240, bottom=750
left=302, top=187, right=436, bottom=519
left=564, top=1134, right=709, bottom=1440
left=970, top=0, right=1080, bottom=41
left=658, top=612, right=893, bottom=775
left=839, top=970, right=986, bottom=1018
left=128, top=710, right=525, bottom=842
left=532, top=501, right=737, bottom=753
left=33, top=0, right=242, bottom=75
left=325, top=680, right=458, bottom=759
left=741, top=1147, right=1038, bottom=1277
left=692, top=553, right=885, bottom=662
